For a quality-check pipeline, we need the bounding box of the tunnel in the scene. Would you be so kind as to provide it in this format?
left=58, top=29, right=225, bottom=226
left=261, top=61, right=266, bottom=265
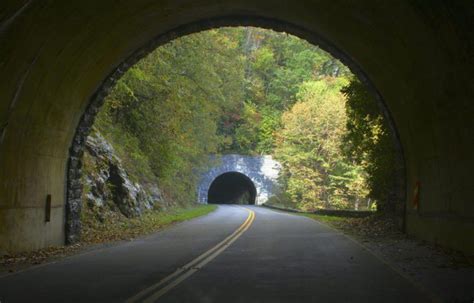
left=0, top=1, right=473, bottom=254
left=207, top=172, right=257, bottom=205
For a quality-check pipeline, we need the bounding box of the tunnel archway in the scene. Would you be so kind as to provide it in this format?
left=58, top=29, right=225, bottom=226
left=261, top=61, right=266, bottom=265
left=0, top=1, right=473, bottom=254
left=65, top=19, right=407, bottom=243
left=207, top=172, right=257, bottom=205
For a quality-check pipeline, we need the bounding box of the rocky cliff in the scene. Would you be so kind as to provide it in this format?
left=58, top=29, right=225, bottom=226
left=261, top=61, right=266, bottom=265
left=82, top=132, right=166, bottom=221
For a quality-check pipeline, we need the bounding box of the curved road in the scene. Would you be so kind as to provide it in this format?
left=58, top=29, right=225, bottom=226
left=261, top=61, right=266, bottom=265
left=0, top=206, right=432, bottom=302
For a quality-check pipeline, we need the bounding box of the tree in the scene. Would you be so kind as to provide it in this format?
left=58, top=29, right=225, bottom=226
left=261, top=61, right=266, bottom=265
left=93, top=27, right=373, bottom=212
left=342, top=79, right=396, bottom=211
left=227, top=27, right=350, bottom=155
left=275, top=77, right=368, bottom=211
left=95, top=29, right=246, bottom=204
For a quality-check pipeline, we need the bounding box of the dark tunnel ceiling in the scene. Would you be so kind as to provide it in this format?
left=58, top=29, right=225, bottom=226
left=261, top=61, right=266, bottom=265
left=207, top=172, right=257, bottom=205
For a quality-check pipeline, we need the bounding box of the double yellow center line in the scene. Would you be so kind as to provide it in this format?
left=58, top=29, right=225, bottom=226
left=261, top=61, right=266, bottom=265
left=126, top=206, right=256, bottom=303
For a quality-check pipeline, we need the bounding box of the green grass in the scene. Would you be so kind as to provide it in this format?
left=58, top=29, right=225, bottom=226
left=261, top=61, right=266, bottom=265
left=300, top=213, right=347, bottom=225
left=81, top=204, right=217, bottom=244
left=149, top=204, right=218, bottom=226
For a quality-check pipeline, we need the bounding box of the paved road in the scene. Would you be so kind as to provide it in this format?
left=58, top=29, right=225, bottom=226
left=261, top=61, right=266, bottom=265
left=0, top=206, right=433, bottom=303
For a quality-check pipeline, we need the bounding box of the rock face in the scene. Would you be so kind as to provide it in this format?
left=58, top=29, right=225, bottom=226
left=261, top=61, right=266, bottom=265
left=84, top=132, right=163, bottom=218
left=197, top=154, right=282, bottom=205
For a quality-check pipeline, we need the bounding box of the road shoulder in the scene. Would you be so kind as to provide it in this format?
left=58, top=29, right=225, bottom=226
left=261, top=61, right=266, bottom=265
left=0, top=204, right=218, bottom=277
left=284, top=208, right=474, bottom=303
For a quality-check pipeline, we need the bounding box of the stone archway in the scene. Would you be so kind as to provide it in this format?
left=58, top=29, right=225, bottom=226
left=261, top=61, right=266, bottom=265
left=0, top=1, right=473, bottom=254
left=198, top=155, right=281, bottom=205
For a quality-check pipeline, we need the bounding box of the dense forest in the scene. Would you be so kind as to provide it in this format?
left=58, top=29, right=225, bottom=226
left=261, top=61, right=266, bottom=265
left=90, top=27, right=395, bottom=212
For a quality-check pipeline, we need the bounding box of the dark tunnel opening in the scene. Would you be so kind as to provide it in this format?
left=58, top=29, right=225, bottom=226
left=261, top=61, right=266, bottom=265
left=207, top=172, right=257, bottom=205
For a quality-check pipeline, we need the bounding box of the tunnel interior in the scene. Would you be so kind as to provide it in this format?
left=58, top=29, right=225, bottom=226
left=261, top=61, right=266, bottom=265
left=207, top=172, right=257, bottom=205
left=0, top=2, right=472, bottom=256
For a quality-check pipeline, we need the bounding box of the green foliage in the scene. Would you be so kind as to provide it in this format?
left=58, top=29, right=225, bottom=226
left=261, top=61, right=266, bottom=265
left=233, top=102, right=261, bottom=153
left=342, top=79, right=397, bottom=211
left=274, top=77, right=369, bottom=211
left=92, top=26, right=386, bottom=214
left=256, top=107, right=281, bottom=153
left=224, top=27, right=350, bottom=154
left=96, top=29, right=245, bottom=204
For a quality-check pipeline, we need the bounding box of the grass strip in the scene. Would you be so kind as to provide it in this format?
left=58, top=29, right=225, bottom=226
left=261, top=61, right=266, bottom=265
left=81, top=204, right=218, bottom=244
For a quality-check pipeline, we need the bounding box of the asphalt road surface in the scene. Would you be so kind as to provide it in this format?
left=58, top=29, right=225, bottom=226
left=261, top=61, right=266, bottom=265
left=0, top=205, right=434, bottom=303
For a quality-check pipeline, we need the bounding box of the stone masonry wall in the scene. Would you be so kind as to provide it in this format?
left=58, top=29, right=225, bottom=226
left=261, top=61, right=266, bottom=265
left=198, top=154, right=282, bottom=205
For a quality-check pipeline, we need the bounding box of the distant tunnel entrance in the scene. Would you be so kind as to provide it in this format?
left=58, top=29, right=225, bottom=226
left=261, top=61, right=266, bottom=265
left=207, top=172, right=257, bottom=205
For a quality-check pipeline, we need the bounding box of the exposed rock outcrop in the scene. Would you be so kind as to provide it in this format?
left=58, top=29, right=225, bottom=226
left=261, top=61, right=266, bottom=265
left=83, top=132, right=163, bottom=218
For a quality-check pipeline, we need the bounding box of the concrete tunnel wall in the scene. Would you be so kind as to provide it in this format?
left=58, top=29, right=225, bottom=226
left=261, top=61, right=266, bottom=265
left=0, top=1, right=473, bottom=254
